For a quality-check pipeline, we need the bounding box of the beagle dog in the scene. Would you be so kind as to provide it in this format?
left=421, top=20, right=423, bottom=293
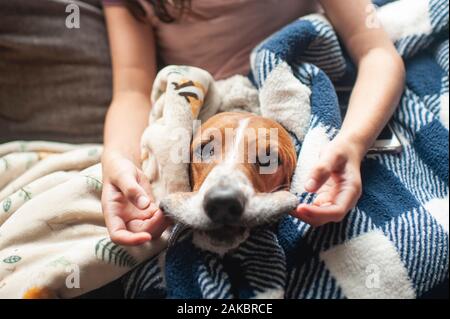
left=160, top=111, right=299, bottom=253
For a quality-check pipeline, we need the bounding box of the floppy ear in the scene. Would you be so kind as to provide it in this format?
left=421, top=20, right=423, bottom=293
left=151, top=65, right=221, bottom=122
left=244, top=191, right=299, bottom=227
left=159, top=192, right=213, bottom=230
left=279, top=136, right=298, bottom=187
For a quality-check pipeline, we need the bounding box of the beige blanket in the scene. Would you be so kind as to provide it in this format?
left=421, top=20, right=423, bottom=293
left=0, top=141, right=169, bottom=298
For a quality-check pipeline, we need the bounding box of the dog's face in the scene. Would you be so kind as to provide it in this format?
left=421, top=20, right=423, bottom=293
left=160, top=112, right=298, bottom=252
left=190, top=112, right=296, bottom=193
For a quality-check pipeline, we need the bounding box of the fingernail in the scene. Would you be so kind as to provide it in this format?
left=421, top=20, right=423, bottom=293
left=137, top=195, right=150, bottom=209
left=305, top=179, right=317, bottom=191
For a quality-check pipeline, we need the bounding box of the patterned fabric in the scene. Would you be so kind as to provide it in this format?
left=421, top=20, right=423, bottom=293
left=0, top=142, right=170, bottom=298
left=125, top=0, right=449, bottom=299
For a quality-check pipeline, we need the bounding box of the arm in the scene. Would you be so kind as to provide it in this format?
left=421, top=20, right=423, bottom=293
left=104, top=4, right=155, bottom=165
left=322, top=0, right=405, bottom=156
left=294, top=0, right=405, bottom=226
left=102, top=5, right=168, bottom=245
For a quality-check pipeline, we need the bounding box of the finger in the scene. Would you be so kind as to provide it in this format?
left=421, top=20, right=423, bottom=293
left=136, top=169, right=154, bottom=201
left=305, top=151, right=347, bottom=193
left=102, top=184, right=125, bottom=226
left=125, top=208, right=155, bottom=221
left=289, top=204, right=328, bottom=227
left=127, top=210, right=171, bottom=239
left=126, top=219, right=153, bottom=233
left=114, top=173, right=151, bottom=210
left=295, top=203, right=344, bottom=224
left=102, top=182, right=152, bottom=245
left=296, top=201, right=347, bottom=225
left=295, top=187, right=358, bottom=225
left=313, top=192, right=334, bottom=207
left=111, top=229, right=152, bottom=246
left=106, top=215, right=151, bottom=245
left=125, top=202, right=160, bottom=221
left=305, top=162, right=332, bottom=193
left=146, top=209, right=172, bottom=239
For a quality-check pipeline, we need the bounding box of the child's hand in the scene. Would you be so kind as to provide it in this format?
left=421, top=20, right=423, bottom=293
left=101, top=151, right=170, bottom=245
left=291, top=136, right=363, bottom=227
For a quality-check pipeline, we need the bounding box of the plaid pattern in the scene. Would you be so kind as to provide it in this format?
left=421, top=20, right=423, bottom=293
left=125, top=0, right=449, bottom=298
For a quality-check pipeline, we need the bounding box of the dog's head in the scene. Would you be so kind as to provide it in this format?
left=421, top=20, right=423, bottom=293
left=160, top=112, right=298, bottom=252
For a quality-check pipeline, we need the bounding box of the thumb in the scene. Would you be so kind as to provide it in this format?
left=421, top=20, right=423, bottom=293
left=115, top=172, right=151, bottom=210
left=306, top=150, right=347, bottom=192
left=305, top=151, right=337, bottom=192
left=305, top=156, right=332, bottom=193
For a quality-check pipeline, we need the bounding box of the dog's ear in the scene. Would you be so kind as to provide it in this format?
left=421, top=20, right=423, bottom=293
left=279, top=138, right=298, bottom=188
left=244, top=191, right=299, bottom=227
left=160, top=192, right=211, bottom=229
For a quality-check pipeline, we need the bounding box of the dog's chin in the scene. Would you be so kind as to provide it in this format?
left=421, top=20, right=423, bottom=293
left=192, top=226, right=250, bottom=255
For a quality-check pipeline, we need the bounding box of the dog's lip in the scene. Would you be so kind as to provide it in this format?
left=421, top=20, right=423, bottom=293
left=192, top=225, right=250, bottom=251
left=199, top=225, right=247, bottom=238
left=195, top=225, right=248, bottom=247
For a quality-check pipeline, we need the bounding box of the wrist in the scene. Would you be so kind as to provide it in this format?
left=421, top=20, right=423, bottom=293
left=101, top=148, right=143, bottom=186
left=332, top=132, right=368, bottom=161
left=102, top=147, right=138, bottom=166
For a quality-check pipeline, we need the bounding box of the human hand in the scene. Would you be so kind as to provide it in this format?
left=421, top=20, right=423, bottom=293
left=291, top=135, right=363, bottom=227
left=101, top=150, right=170, bottom=245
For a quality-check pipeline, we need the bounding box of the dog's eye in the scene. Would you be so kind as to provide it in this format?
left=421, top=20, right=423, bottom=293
left=256, top=153, right=282, bottom=168
left=256, top=157, right=271, bottom=167
left=195, top=143, right=215, bottom=162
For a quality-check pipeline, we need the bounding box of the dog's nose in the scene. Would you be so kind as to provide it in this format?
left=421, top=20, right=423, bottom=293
left=203, top=186, right=246, bottom=225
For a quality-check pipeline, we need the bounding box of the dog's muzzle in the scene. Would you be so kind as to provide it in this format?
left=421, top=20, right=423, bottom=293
left=160, top=188, right=299, bottom=253
left=203, top=185, right=246, bottom=225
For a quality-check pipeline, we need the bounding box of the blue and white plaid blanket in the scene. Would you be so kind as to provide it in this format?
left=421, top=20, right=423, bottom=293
left=125, top=0, right=449, bottom=299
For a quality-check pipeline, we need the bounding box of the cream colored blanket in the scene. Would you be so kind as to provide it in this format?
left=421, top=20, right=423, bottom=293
left=0, top=141, right=169, bottom=298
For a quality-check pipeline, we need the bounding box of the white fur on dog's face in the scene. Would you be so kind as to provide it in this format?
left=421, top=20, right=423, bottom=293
left=160, top=189, right=298, bottom=250
left=160, top=112, right=298, bottom=252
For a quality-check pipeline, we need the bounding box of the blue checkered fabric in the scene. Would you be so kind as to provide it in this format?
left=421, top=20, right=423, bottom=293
left=124, top=0, right=449, bottom=299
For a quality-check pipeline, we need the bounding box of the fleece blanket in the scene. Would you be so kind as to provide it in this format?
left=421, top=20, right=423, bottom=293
left=0, top=0, right=448, bottom=299
left=0, top=142, right=170, bottom=298
left=124, top=0, right=449, bottom=299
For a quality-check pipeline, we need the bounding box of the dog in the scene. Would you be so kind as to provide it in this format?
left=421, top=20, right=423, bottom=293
left=160, top=111, right=299, bottom=253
